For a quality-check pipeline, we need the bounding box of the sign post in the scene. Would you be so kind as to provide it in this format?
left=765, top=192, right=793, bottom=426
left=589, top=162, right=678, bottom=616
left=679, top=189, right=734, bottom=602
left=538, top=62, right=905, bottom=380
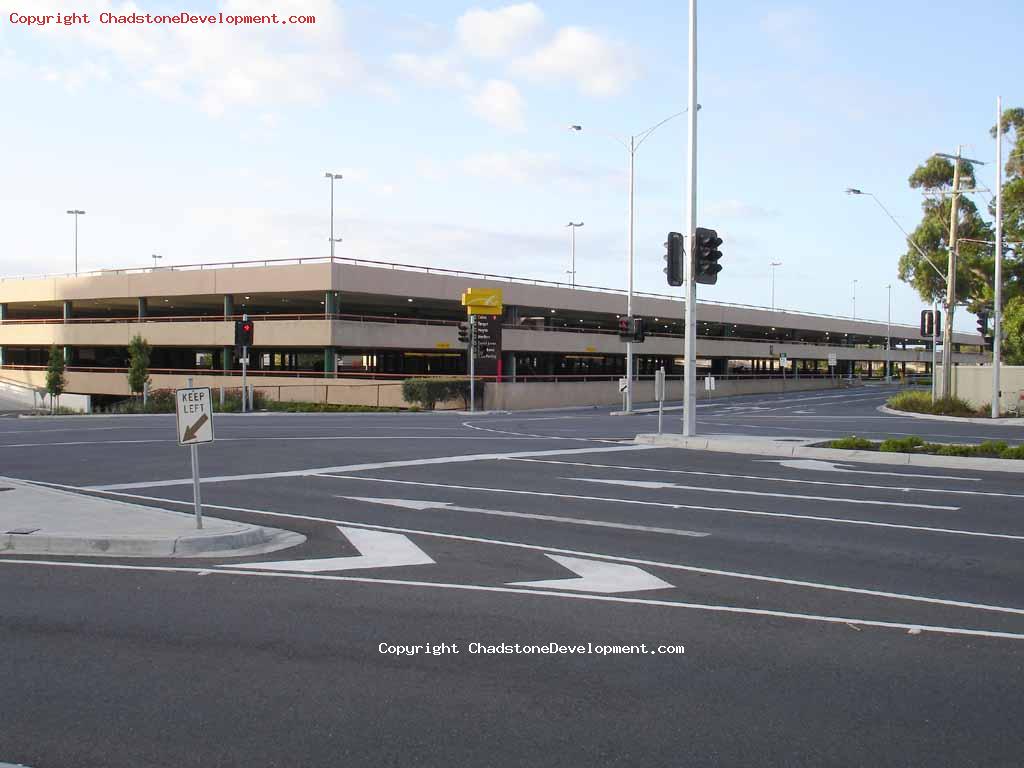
left=618, top=376, right=628, bottom=412
left=654, top=367, right=666, bottom=434
left=828, top=352, right=837, bottom=382
left=176, top=381, right=215, bottom=529
left=469, top=315, right=476, bottom=413
left=461, top=288, right=504, bottom=414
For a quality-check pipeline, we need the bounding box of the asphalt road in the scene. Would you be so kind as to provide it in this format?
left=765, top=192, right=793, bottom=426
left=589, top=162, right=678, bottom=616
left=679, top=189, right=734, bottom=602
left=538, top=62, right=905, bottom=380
left=2, top=386, right=1023, bottom=767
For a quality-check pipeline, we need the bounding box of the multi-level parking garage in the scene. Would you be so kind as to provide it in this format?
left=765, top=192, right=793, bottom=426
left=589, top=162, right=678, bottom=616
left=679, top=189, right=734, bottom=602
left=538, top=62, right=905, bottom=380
left=0, top=256, right=987, bottom=408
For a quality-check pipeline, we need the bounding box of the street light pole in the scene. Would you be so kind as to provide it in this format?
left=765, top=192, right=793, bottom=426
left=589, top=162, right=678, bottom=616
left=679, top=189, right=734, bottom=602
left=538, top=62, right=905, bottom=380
left=569, top=108, right=688, bottom=415
left=993, top=96, right=1004, bottom=418
left=325, top=172, right=343, bottom=258
left=886, top=283, right=892, bottom=383
left=851, top=279, right=858, bottom=319
left=566, top=221, right=584, bottom=288
left=770, top=261, right=782, bottom=312
left=66, top=209, right=85, bottom=274
left=682, top=0, right=698, bottom=437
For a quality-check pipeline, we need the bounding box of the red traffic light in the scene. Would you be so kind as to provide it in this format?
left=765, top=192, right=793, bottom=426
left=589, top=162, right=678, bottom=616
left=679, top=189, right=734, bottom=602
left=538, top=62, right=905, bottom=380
left=242, top=322, right=253, bottom=333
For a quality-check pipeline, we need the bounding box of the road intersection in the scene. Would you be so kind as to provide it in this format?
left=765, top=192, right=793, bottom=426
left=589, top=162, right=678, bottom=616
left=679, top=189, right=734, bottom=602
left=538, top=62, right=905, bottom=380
left=2, top=386, right=1023, bottom=766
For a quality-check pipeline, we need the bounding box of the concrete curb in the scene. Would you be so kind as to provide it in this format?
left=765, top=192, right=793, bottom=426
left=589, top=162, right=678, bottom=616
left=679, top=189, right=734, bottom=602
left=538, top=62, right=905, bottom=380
left=876, top=404, right=1024, bottom=426
left=634, top=433, right=1024, bottom=474
left=0, top=525, right=305, bottom=559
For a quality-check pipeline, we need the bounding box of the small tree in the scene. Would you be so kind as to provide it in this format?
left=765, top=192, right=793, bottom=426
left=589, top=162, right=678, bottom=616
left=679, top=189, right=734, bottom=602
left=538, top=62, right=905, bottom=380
left=127, top=335, right=152, bottom=400
left=45, top=345, right=66, bottom=413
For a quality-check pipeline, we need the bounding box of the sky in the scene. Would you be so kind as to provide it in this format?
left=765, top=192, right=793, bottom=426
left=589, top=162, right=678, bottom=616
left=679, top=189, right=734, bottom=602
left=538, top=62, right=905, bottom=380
left=1, top=0, right=1021, bottom=330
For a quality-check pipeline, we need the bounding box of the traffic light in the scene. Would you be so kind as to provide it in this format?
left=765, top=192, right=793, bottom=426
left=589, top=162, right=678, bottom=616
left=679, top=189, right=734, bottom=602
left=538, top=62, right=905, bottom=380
left=631, top=317, right=646, bottom=343
left=694, top=227, right=723, bottom=285
left=457, top=322, right=470, bottom=345
left=234, top=319, right=254, bottom=347
left=976, top=311, right=989, bottom=337
left=663, top=231, right=685, bottom=286
left=920, top=309, right=934, bottom=337
left=618, top=316, right=630, bottom=341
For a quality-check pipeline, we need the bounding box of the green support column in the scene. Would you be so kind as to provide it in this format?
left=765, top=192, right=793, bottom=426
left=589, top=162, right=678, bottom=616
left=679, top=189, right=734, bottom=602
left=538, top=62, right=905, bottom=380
left=62, top=300, right=72, bottom=322
left=222, top=347, right=233, bottom=372
left=137, top=297, right=147, bottom=319
left=324, top=291, right=338, bottom=317
left=324, top=347, right=337, bottom=377
left=223, top=295, right=234, bottom=318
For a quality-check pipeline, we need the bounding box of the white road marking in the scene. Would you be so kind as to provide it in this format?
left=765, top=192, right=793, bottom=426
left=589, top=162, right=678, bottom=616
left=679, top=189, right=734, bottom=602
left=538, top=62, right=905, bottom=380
left=511, top=458, right=986, bottom=490
left=86, top=444, right=655, bottom=491
left=0, top=436, right=557, bottom=449
left=508, top=554, right=673, bottom=594
left=31, top=486, right=1024, bottom=619
left=566, top=477, right=959, bottom=510
left=338, top=496, right=709, bottom=537
left=2, top=556, right=1023, bottom=641
left=763, top=459, right=980, bottom=481
left=315, top=475, right=1024, bottom=541
left=222, top=526, right=434, bottom=573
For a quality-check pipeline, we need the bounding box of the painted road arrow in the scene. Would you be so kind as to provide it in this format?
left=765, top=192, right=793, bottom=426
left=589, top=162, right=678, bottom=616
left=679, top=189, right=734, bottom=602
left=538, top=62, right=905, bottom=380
left=566, top=477, right=958, bottom=510
left=223, top=525, right=435, bottom=573
left=758, top=459, right=978, bottom=481
left=339, top=497, right=709, bottom=538
left=182, top=413, right=209, bottom=443
left=509, top=554, right=672, bottom=594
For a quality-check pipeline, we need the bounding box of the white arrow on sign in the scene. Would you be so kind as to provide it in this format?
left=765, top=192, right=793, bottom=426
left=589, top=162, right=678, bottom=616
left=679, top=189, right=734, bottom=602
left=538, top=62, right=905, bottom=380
left=509, top=554, right=672, bottom=594
left=340, top=497, right=708, bottom=538
left=223, top=526, right=434, bottom=573
left=566, top=477, right=957, bottom=510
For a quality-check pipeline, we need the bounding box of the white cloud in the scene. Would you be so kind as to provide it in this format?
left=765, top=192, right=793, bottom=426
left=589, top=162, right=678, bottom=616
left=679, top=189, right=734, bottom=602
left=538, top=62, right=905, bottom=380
left=391, top=52, right=473, bottom=90
left=515, top=26, right=635, bottom=97
left=456, top=3, right=544, bottom=59
left=12, top=0, right=371, bottom=114
left=469, top=79, right=525, bottom=131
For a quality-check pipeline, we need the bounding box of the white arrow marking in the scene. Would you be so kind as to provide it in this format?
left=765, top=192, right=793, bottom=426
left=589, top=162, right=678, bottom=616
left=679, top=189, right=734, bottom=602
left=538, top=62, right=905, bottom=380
left=760, top=459, right=979, bottom=482
left=223, top=526, right=434, bottom=573
left=509, top=554, right=672, bottom=594
left=339, top=497, right=708, bottom=538
left=567, top=477, right=958, bottom=510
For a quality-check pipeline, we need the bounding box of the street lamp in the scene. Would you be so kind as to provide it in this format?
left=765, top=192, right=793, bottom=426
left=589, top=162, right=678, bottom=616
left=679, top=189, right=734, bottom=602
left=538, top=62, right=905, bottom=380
left=569, top=108, right=689, bottom=413
left=886, top=283, right=892, bottom=383
left=846, top=187, right=948, bottom=398
left=566, top=222, right=584, bottom=287
left=325, top=172, right=343, bottom=258
left=152, top=253, right=162, bottom=270
left=769, top=261, right=782, bottom=312
left=66, top=209, right=85, bottom=274
left=851, top=279, right=858, bottom=320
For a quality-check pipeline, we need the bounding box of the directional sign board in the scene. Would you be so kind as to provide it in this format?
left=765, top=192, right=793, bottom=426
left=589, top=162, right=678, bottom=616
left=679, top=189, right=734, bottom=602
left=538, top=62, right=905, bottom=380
left=779, top=352, right=788, bottom=368
left=618, top=377, right=628, bottom=393
left=828, top=353, right=837, bottom=367
left=176, top=387, right=215, bottom=446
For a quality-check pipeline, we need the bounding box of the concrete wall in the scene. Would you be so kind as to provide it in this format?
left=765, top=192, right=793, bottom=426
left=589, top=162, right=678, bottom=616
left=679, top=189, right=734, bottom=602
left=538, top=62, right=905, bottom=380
left=484, top=376, right=854, bottom=411
left=953, top=365, right=1024, bottom=413
left=0, top=376, right=91, bottom=412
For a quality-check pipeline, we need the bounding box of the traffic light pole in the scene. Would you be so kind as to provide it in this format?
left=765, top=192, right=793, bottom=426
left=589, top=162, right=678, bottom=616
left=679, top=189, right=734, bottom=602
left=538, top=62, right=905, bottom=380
left=625, top=136, right=635, bottom=414
left=469, top=316, right=476, bottom=413
left=941, top=148, right=962, bottom=399
left=682, top=0, right=698, bottom=437
left=241, top=313, right=248, bottom=414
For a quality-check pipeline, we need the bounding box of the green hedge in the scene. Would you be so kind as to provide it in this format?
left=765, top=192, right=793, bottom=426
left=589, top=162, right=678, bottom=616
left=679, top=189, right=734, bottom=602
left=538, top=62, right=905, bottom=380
left=828, top=435, right=1024, bottom=460
left=401, top=377, right=483, bottom=410
left=886, top=391, right=980, bottom=417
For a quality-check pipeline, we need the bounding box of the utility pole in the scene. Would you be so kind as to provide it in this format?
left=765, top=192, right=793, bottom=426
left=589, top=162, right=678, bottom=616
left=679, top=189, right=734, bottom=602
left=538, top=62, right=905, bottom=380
left=626, top=136, right=636, bottom=413
left=886, top=283, right=892, bottom=382
left=566, top=221, right=583, bottom=287
left=770, top=261, right=782, bottom=312
left=325, top=172, right=343, bottom=258
left=682, top=0, right=698, bottom=437
left=993, top=97, right=1004, bottom=418
left=66, top=209, right=85, bottom=274
left=941, top=147, right=962, bottom=399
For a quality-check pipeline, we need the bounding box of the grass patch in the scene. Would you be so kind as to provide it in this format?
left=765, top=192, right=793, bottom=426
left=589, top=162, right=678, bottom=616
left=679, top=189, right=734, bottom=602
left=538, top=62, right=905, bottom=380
left=886, top=390, right=982, bottom=417
left=828, top=435, right=1024, bottom=460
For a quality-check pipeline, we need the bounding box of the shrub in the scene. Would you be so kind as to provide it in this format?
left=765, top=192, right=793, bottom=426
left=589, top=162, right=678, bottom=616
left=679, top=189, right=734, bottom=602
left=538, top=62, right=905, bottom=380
left=887, top=391, right=978, bottom=417
left=976, top=440, right=1009, bottom=457
left=829, top=436, right=876, bottom=450
left=263, top=401, right=401, bottom=413
left=879, top=436, right=925, bottom=453
left=401, top=377, right=483, bottom=410
left=1000, top=445, right=1024, bottom=460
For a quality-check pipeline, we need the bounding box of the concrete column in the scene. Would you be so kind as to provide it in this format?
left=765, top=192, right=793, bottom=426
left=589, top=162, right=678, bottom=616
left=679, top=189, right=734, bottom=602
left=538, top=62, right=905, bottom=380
left=324, top=291, right=338, bottom=316
left=0, top=345, right=5, bottom=366
left=221, top=347, right=233, bottom=372
left=901, top=362, right=907, bottom=378
left=62, top=300, right=73, bottom=323
left=223, top=295, right=234, bottom=318
left=137, top=297, right=147, bottom=319
left=710, top=358, right=727, bottom=376
left=867, top=361, right=873, bottom=378
left=324, top=347, right=337, bottom=377
left=0, top=303, right=7, bottom=323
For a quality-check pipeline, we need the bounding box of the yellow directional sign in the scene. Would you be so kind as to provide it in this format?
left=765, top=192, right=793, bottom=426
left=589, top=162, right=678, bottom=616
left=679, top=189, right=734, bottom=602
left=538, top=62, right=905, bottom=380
left=435, top=342, right=451, bottom=349
left=461, top=287, right=503, bottom=316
